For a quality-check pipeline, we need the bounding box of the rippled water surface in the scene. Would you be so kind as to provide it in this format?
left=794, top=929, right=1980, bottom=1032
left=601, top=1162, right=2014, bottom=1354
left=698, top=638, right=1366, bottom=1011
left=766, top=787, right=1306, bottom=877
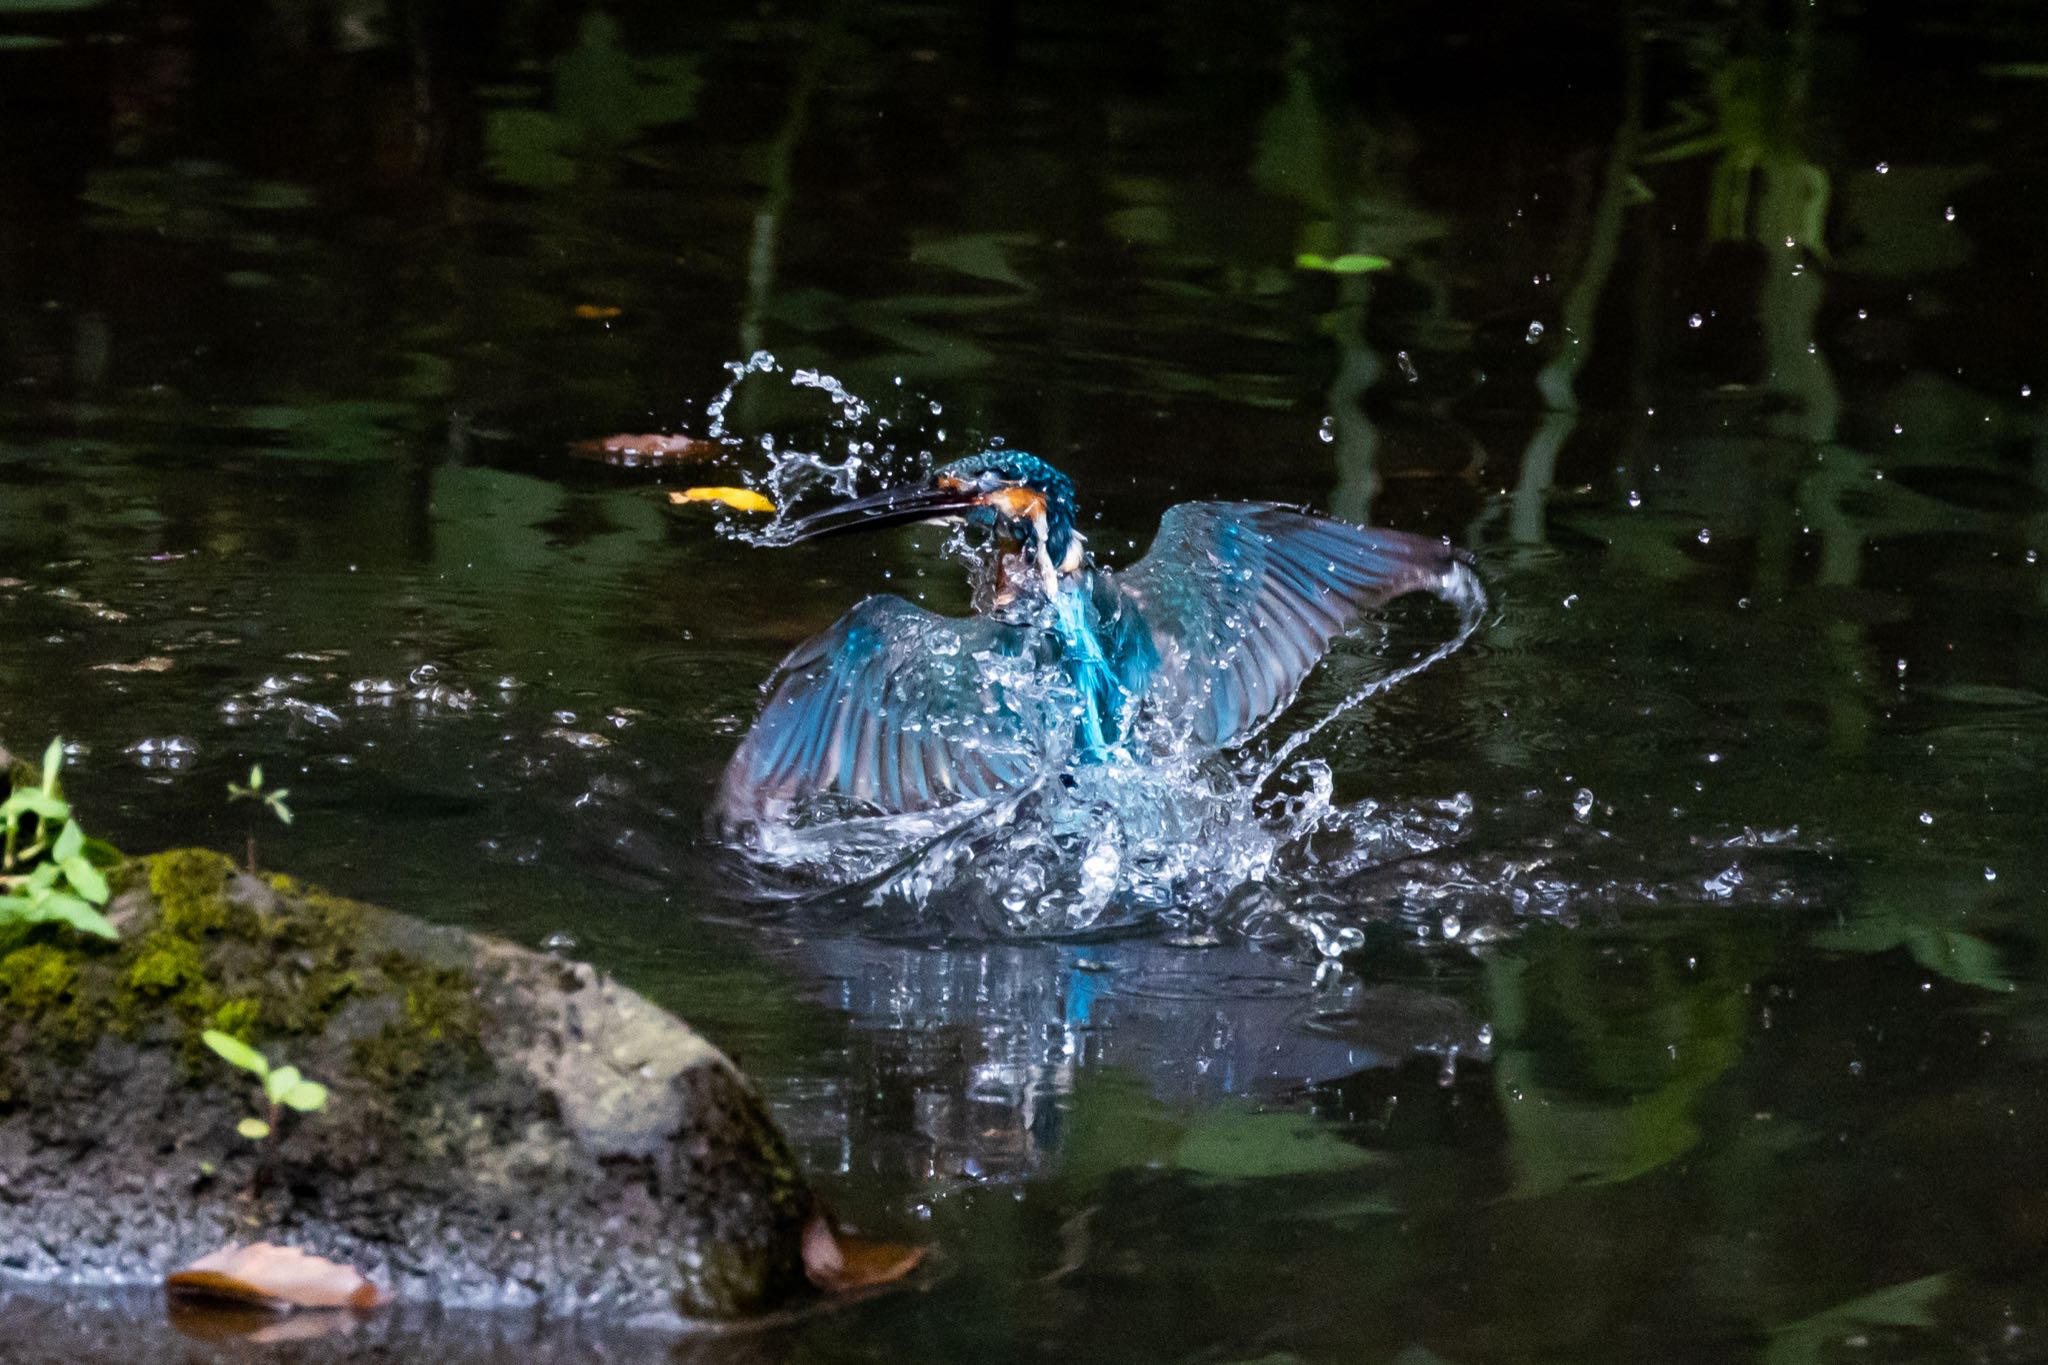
left=6, top=1, right=2048, bottom=1360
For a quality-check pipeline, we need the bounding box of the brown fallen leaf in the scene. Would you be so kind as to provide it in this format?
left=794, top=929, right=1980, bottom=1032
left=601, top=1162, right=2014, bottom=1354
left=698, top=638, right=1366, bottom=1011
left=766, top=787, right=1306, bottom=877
left=802, top=1208, right=925, bottom=1294
left=568, top=432, right=723, bottom=467
left=166, top=1242, right=385, bottom=1312
left=671, top=486, right=777, bottom=514
left=92, top=656, right=175, bottom=674
left=572, top=303, right=622, bottom=319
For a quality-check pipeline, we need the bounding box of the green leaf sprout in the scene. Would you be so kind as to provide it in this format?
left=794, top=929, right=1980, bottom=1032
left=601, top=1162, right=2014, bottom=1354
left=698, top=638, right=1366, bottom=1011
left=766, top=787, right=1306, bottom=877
left=1, top=738, right=119, bottom=941
left=201, top=1029, right=331, bottom=1147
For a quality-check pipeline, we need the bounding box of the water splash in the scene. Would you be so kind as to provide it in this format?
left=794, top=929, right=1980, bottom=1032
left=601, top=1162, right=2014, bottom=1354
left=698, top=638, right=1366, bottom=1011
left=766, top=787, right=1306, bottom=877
left=690, top=361, right=1793, bottom=955
left=727, top=542, right=1492, bottom=944
left=699, top=351, right=947, bottom=546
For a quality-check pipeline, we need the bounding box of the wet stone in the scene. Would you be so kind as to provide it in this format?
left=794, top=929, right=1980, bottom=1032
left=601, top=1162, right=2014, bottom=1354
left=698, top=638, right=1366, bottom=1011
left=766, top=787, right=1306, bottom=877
left=0, top=850, right=814, bottom=1323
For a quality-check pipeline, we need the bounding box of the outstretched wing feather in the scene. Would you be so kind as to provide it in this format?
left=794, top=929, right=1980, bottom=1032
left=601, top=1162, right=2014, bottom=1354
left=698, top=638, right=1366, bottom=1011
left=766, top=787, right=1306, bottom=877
left=1117, top=503, right=1462, bottom=747
left=716, top=595, right=1049, bottom=826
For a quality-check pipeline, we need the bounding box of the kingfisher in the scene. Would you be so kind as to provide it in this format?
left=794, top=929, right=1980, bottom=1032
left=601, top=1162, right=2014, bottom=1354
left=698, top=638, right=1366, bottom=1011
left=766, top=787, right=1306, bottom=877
left=714, top=450, right=1471, bottom=832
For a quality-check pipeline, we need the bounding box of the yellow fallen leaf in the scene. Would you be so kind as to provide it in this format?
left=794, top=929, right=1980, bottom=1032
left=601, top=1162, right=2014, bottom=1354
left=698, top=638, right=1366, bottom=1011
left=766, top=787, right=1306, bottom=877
left=671, top=486, right=776, bottom=514
left=572, top=304, right=621, bottom=319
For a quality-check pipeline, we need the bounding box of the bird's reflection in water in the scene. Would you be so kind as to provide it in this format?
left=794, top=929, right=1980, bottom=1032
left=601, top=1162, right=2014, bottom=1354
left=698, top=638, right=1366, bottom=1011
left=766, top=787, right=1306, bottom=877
left=765, top=933, right=1490, bottom=1182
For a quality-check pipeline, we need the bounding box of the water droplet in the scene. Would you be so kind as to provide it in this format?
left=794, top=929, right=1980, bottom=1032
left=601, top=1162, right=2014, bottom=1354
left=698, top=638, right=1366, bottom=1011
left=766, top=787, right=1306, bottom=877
left=542, top=930, right=578, bottom=955
left=1687, top=313, right=1704, bottom=329
left=1892, top=423, right=1904, bottom=435
left=1561, top=593, right=1579, bottom=608
left=1918, top=811, right=1934, bottom=826
left=1848, top=1060, right=1864, bottom=1077
left=1944, top=205, right=1956, bottom=222
left=1856, top=308, right=1869, bottom=320
left=1396, top=350, right=1420, bottom=383
left=1317, top=415, right=1336, bottom=444
left=1986, top=867, right=1998, bottom=881
left=1806, top=342, right=1817, bottom=353
left=1524, top=321, right=1545, bottom=344
left=1697, top=527, right=1712, bottom=544
left=1784, top=235, right=1797, bottom=248
left=2022, top=385, right=2033, bottom=398
left=1571, top=788, right=1595, bottom=820
left=1875, top=161, right=1890, bottom=174
left=1627, top=490, right=1642, bottom=509
left=1477, top=1023, right=1494, bottom=1047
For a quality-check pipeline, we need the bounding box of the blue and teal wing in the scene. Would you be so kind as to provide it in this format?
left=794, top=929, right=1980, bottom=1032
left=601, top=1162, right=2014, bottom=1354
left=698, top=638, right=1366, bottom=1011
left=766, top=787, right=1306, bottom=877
left=715, top=595, right=1054, bottom=827
left=1114, top=503, right=1467, bottom=748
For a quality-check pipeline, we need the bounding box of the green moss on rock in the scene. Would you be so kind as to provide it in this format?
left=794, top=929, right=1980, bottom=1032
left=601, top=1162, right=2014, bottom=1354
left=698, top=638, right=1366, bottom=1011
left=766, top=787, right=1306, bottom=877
left=351, top=954, right=487, bottom=1090
left=1, top=848, right=474, bottom=1089
left=147, top=847, right=244, bottom=938
left=1, top=944, right=80, bottom=1020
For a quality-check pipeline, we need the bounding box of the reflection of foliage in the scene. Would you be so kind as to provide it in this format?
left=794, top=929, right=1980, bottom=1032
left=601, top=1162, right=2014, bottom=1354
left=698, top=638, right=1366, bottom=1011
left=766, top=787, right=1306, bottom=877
left=1060, top=1071, right=1382, bottom=1189
left=230, top=398, right=414, bottom=463
left=1253, top=62, right=1440, bottom=271
left=910, top=233, right=1036, bottom=290
left=485, top=14, right=701, bottom=190
left=1813, top=868, right=2012, bottom=993
left=1640, top=43, right=1829, bottom=256
left=1763, top=1273, right=1948, bottom=1365
left=81, top=160, right=315, bottom=246
left=1487, top=942, right=1746, bottom=1198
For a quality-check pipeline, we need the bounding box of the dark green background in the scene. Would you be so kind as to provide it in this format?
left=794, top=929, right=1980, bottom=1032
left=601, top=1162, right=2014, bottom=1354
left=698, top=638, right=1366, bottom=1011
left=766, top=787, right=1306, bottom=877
left=4, top=1, right=2048, bottom=1360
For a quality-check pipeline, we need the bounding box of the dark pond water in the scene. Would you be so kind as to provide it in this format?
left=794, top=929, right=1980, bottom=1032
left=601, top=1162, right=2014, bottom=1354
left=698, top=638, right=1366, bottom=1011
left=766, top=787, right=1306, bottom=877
left=6, top=0, right=2048, bottom=1360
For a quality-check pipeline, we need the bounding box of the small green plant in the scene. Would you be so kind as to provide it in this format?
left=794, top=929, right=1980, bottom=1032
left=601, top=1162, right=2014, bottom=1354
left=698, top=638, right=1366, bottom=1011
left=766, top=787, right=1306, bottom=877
left=201, top=1028, right=329, bottom=1141
left=0, top=737, right=117, bottom=941
left=227, top=764, right=292, bottom=874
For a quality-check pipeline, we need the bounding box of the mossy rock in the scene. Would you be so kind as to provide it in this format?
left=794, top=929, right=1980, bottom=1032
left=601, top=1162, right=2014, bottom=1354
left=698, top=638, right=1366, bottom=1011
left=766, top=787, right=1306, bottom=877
left=0, top=850, right=814, bottom=1322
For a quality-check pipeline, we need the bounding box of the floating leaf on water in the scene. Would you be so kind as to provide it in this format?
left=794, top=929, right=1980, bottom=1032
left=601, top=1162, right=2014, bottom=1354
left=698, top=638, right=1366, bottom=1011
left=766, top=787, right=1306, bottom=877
left=572, top=303, right=621, bottom=319
left=568, top=432, right=722, bottom=466
left=166, top=1243, right=385, bottom=1311
left=671, top=486, right=776, bottom=514
left=801, top=1209, right=925, bottom=1294
left=1294, top=252, right=1392, bottom=275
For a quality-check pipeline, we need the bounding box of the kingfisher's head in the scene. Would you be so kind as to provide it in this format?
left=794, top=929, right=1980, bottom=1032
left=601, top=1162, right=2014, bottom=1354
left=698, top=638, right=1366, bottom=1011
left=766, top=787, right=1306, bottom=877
left=780, top=449, right=1081, bottom=575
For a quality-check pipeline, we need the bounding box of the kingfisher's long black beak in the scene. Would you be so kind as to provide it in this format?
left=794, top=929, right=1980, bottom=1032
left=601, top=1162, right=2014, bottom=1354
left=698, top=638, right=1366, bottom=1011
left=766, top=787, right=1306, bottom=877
left=779, top=481, right=984, bottom=542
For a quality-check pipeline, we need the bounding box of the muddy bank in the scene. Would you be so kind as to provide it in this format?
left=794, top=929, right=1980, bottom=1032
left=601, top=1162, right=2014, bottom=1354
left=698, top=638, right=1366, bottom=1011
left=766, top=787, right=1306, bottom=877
left=0, top=849, right=813, bottom=1322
